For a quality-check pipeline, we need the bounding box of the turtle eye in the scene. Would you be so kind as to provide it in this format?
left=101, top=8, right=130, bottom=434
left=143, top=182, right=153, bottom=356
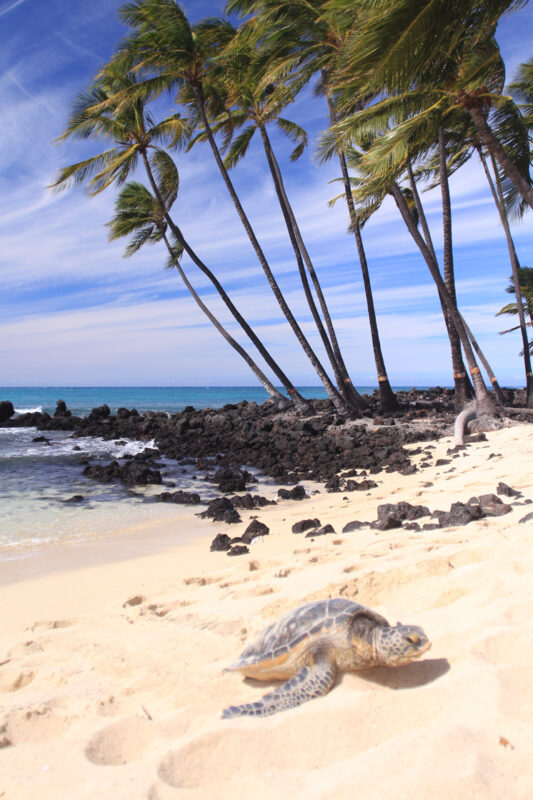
left=406, top=633, right=421, bottom=646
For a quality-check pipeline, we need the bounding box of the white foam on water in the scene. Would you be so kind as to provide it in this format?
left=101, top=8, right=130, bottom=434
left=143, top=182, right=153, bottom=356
left=15, top=406, right=43, bottom=414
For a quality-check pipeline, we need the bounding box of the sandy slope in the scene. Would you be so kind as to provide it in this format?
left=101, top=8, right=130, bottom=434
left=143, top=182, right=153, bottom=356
left=1, top=423, right=532, bottom=799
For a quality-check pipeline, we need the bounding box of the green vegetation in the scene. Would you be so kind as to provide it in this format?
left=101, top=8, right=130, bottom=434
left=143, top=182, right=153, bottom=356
left=53, top=0, right=533, bottom=411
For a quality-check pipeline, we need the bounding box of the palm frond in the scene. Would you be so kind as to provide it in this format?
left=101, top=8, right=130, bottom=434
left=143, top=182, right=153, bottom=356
left=223, top=124, right=256, bottom=168
left=50, top=149, right=123, bottom=192
left=148, top=148, right=179, bottom=207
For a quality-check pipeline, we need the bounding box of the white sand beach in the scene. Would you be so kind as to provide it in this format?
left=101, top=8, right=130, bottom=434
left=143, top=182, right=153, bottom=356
left=1, top=423, right=532, bottom=799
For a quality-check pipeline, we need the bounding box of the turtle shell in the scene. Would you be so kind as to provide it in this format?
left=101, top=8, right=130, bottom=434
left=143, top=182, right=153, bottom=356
left=227, top=598, right=389, bottom=679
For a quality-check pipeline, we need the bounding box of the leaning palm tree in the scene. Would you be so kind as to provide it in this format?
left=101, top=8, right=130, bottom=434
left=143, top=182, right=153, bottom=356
left=101, top=0, right=355, bottom=415
left=322, top=36, right=527, bottom=406
left=497, top=266, right=533, bottom=337
left=193, top=24, right=366, bottom=412
left=108, top=177, right=290, bottom=404
left=52, top=72, right=308, bottom=409
left=510, top=57, right=533, bottom=139
left=479, top=152, right=533, bottom=406
left=226, top=0, right=398, bottom=410
left=327, top=136, right=499, bottom=419
left=330, top=0, right=533, bottom=211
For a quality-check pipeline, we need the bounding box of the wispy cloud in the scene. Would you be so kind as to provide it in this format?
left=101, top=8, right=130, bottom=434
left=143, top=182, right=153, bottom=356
left=0, top=0, right=30, bottom=18
left=0, top=0, right=531, bottom=387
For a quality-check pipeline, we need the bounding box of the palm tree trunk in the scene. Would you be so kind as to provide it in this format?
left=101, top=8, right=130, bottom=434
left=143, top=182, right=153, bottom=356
left=324, top=86, right=397, bottom=412
left=458, top=312, right=505, bottom=404
left=437, top=128, right=475, bottom=409
left=139, top=148, right=308, bottom=411
left=190, top=81, right=350, bottom=415
left=406, top=157, right=473, bottom=408
left=481, top=151, right=533, bottom=407
left=257, top=123, right=363, bottom=413
left=161, top=233, right=288, bottom=405
left=467, top=104, right=533, bottom=211
left=405, top=159, right=503, bottom=404
left=390, top=182, right=498, bottom=416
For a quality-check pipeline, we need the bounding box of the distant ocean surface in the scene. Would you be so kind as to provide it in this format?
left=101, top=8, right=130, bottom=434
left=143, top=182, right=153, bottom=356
left=0, top=385, right=416, bottom=417
left=0, top=385, right=418, bottom=560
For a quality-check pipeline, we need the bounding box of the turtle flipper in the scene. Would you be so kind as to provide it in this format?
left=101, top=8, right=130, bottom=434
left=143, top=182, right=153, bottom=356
left=222, top=658, right=336, bottom=719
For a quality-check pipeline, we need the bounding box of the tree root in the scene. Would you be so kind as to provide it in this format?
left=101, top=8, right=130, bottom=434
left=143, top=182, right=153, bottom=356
left=503, top=406, right=533, bottom=417
left=453, top=401, right=508, bottom=446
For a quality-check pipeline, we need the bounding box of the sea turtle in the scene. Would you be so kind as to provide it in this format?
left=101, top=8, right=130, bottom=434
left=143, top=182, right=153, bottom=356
left=222, top=598, right=430, bottom=718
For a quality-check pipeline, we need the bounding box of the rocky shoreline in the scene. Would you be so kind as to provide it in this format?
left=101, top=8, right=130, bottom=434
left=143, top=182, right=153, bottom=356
left=2, top=389, right=531, bottom=546
left=1, top=388, right=529, bottom=485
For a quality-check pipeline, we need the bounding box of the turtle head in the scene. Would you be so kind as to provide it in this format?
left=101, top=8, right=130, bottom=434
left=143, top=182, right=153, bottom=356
left=373, top=624, right=431, bottom=666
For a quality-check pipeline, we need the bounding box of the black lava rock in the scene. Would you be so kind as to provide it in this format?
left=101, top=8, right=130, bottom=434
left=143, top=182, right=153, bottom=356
left=83, top=461, right=122, bottom=483
left=89, top=404, right=111, bottom=420
left=0, top=401, right=15, bottom=423
left=278, top=485, right=308, bottom=501
left=376, top=502, right=430, bottom=522
left=305, top=523, right=335, bottom=537
left=342, top=520, right=366, bottom=532
left=200, top=497, right=242, bottom=524
left=344, top=479, right=378, bottom=492
left=156, top=490, right=202, bottom=504
left=227, top=545, right=249, bottom=556
left=64, top=495, right=85, bottom=503
left=213, top=466, right=251, bottom=494
left=229, top=493, right=274, bottom=510
left=241, top=519, right=269, bottom=543
left=83, top=460, right=162, bottom=486
left=54, top=399, right=71, bottom=417
left=496, top=482, right=522, bottom=498
left=292, top=518, right=321, bottom=534
left=210, top=533, right=233, bottom=552
left=436, top=501, right=483, bottom=528
left=370, top=515, right=403, bottom=531
left=118, top=461, right=162, bottom=486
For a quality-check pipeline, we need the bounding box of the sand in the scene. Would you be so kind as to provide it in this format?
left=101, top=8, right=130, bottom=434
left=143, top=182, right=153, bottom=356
left=1, top=423, right=532, bottom=799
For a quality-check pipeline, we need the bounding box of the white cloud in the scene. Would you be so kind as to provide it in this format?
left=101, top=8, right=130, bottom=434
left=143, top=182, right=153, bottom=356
left=0, top=0, right=531, bottom=387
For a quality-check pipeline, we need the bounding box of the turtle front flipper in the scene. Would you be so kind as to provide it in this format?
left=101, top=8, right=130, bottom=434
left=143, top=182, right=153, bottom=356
left=222, top=658, right=337, bottom=719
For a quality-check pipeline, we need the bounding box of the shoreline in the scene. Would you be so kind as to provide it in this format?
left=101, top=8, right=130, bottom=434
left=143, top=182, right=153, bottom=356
left=1, top=423, right=532, bottom=798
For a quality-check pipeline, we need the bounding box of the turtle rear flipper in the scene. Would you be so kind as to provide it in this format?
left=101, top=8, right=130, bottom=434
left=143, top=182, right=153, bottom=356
left=221, top=658, right=336, bottom=718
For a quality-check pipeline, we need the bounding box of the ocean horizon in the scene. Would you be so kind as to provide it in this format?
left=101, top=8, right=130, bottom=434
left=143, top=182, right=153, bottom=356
left=1, top=385, right=435, bottom=418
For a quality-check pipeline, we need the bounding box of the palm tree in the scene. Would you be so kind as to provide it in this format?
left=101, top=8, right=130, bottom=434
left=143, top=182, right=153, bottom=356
left=510, top=57, right=533, bottom=137
left=330, top=0, right=533, bottom=210
left=102, top=0, right=354, bottom=415
left=497, top=266, right=533, bottom=335
left=324, top=128, right=498, bottom=416
left=321, top=34, right=524, bottom=406
left=226, top=0, right=398, bottom=411
left=52, top=73, right=308, bottom=409
left=479, top=152, right=533, bottom=406
left=108, top=178, right=290, bottom=403
left=195, top=26, right=366, bottom=412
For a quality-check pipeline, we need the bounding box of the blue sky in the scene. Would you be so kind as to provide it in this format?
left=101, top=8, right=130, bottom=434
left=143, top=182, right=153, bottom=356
left=1, top=0, right=532, bottom=388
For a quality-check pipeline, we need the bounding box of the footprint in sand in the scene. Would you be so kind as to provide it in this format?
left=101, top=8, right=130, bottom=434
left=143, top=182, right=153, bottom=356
left=85, top=716, right=156, bottom=766
left=156, top=701, right=434, bottom=791
left=30, top=619, right=73, bottom=631
left=2, top=705, right=70, bottom=744
left=183, top=575, right=220, bottom=587
left=7, top=640, right=44, bottom=658
left=0, top=669, right=36, bottom=692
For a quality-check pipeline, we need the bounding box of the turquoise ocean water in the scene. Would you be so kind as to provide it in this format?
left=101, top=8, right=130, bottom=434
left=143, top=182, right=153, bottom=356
left=2, top=385, right=358, bottom=417
left=0, top=386, right=417, bottom=558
